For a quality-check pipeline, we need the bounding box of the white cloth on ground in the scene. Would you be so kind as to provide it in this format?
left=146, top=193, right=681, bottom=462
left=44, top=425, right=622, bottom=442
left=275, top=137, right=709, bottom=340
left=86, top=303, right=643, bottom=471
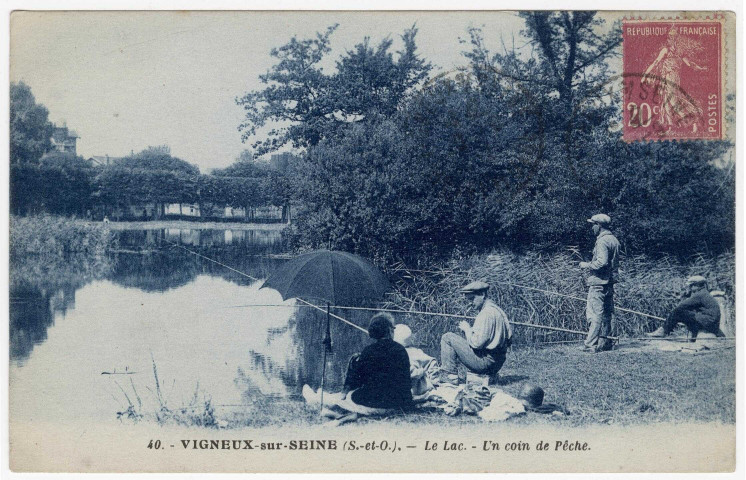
left=428, top=384, right=526, bottom=421
left=478, top=390, right=526, bottom=421
left=301, top=385, right=393, bottom=417
left=405, top=346, right=439, bottom=396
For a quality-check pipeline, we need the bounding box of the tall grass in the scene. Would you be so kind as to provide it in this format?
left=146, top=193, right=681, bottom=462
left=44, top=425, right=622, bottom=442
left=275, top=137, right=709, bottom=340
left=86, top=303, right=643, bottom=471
left=385, top=250, right=735, bottom=348
left=10, top=214, right=115, bottom=256
left=114, top=357, right=218, bottom=428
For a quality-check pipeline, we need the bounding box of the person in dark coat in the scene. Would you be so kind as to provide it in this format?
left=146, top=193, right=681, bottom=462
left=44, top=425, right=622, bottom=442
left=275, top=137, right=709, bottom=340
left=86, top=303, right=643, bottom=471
left=647, top=275, right=724, bottom=341
left=341, top=312, right=413, bottom=410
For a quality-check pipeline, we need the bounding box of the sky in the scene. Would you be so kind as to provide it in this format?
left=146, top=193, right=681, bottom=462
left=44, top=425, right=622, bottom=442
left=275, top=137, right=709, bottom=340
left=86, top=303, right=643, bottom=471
left=10, top=11, right=528, bottom=172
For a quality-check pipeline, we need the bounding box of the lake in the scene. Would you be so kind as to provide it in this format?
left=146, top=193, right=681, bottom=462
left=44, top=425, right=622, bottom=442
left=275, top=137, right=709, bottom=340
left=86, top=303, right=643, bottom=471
left=10, top=227, right=372, bottom=425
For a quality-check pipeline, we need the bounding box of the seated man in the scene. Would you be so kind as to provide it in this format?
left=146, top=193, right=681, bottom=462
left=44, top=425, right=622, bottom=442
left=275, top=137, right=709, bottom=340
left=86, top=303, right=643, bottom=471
left=439, top=281, right=512, bottom=385
left=647, top=275, right=725, bottom=342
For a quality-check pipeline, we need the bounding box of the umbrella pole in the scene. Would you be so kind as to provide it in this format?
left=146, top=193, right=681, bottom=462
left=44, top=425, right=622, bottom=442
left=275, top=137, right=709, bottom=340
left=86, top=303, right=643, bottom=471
left=320, top=303, right=332, bottom=415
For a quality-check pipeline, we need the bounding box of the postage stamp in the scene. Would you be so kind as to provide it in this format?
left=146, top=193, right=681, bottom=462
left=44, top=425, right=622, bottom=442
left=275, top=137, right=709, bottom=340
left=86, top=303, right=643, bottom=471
left=622, top=17, right=726, bottom=141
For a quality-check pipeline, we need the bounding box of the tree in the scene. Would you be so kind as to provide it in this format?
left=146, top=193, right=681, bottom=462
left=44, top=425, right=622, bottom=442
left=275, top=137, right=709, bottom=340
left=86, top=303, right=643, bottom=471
left=287, top=119, right=415, bottom=260
left=94, top=146, right=200, bottom=217
left=38, top=152, right=96, bottom=215
left=10, top=82, right=53, bottom=164
left=274, top=16, right=735, bottom=261
left=236, top=25, right=431, bottom=156
left=115, top=145, right=200, bottom=176
left=518, top=12, right=621, bottom=111
left=333, top=29, right=431, bottom=121
left=11, top=151, right=95, bottom=216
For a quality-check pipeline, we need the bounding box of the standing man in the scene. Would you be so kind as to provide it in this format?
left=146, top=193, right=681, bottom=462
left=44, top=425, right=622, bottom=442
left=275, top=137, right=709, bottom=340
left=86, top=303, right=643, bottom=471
left=439, top=281, right=512, bottom=385
left=646, top=276, right=724, bottom=341
left=579, top=214, right=620, bottom=353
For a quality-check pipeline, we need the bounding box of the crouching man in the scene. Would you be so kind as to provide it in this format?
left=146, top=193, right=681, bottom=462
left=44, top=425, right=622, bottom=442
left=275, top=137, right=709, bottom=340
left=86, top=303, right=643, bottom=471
left=439, top=281, right=512, bottom=385
left=647, top=275, right=725, bottom=342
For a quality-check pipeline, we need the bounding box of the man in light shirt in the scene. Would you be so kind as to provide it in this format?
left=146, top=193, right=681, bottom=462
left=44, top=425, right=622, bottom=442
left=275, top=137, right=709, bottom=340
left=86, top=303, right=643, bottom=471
left=579, top=213, right=620, bottom=353
left=439, top=281, right=512, bottom=385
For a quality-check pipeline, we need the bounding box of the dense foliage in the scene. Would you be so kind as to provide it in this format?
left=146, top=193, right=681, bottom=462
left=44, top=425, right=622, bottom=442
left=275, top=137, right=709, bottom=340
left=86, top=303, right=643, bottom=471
left=9, top=124, right=290, bottom=217
left=9, top=13, right=735, bottom=260
left=11, top=152, right=95, bottom=216
left=244, top=15, right=734, bottom=261
left=10, top=82, right=53, bottom=165
left=236, top=25, right=431, bottom=156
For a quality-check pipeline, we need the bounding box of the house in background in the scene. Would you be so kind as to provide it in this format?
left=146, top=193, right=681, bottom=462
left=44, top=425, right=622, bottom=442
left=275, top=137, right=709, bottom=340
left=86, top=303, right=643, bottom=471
left=49, top=123, right=79, bottom=155
left=269, top=152, right=295, bottom=172
left=88, top=154, right=122, bottom=167
left=165, top=203, right=201, bottom=217
left=223, top=206, right=246, bottom=218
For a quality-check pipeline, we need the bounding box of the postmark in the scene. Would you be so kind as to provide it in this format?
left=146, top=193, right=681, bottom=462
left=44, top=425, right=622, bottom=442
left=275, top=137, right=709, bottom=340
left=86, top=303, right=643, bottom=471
left=622, top=17, right=725, bottom=141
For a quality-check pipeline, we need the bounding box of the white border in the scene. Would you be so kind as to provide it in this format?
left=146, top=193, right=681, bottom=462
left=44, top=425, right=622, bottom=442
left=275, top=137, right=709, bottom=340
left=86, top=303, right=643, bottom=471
left=1, top=1, right=742, bottom=480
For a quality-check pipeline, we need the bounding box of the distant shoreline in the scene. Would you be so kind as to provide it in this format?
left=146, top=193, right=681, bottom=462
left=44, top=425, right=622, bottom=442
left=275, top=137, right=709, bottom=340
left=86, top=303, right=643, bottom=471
left=96, top=220, right=288, bottom=231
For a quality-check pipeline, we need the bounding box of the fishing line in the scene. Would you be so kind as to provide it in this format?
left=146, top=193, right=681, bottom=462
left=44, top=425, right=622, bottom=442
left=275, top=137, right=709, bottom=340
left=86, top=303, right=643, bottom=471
left=225, top=303, right=616, bottom=339
left=164, top=239, right=261, bottom=281
left=391, top=266, right=667, bottom=321
left=162, top=239, right=368, bottom=334
left=161, top=240, right=674, bottom=340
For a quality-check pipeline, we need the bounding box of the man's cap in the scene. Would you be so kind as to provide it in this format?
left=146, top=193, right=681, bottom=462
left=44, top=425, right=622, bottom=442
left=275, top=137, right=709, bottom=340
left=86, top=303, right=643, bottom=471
left=686, top=275, right=707, bottom=286
left=460, top=280, right=490, bottom=294
left=587, top=213, right=611, bottom=226
left=518, top=384, right=545, bottom=408
left=393, top=324, right=413, bottom=347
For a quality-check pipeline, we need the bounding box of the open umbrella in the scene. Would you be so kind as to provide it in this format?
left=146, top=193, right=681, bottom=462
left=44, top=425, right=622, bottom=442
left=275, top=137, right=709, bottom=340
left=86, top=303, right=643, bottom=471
left=261, top=250, right=391, bottom=411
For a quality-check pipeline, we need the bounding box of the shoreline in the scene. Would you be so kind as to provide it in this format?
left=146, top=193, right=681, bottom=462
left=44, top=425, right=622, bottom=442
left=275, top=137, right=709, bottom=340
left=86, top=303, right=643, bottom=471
left=95, top=220, right=288, bottom=231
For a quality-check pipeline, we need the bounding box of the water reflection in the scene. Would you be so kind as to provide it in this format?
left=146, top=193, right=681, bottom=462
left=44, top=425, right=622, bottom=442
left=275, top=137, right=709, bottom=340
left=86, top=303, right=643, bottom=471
left=10, top=227, right=374, bottom=424
left=10, top=252, right=114, bottom=364
left=237, top=306, right=373, bottom=400
left=114, top=228, right=283, bottom=251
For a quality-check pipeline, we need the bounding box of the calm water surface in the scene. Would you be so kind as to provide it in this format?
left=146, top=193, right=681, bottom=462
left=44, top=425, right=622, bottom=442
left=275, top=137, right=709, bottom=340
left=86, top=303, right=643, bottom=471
left=10, top=228, right=370, bottom=424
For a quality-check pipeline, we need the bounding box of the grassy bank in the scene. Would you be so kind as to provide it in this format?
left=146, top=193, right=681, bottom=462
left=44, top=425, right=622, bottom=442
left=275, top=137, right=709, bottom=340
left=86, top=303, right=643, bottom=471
left=117, top=342, right=734, bottom=429
left=11, top=214, right=115, bottom=256
left=385, top=250, right=735, bottom=348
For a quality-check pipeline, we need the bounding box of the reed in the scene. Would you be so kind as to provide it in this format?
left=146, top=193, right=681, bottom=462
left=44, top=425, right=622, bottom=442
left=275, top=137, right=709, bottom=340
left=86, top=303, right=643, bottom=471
left=384, top=250, right=735, bottom=349
left=10, top=214, right=116, bottom=256
left=113, top=357, right=218, bottom=428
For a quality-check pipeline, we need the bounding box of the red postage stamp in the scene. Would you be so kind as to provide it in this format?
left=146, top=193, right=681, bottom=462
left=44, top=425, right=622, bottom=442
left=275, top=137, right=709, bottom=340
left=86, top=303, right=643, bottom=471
left=623, top=17, right=725, bottom=141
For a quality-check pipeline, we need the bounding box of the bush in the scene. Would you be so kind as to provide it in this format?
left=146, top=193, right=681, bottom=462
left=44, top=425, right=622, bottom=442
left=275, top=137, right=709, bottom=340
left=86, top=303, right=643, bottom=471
left=287, top=79, right=735, bottom=263
left=10, top=215, right=115, bottom=256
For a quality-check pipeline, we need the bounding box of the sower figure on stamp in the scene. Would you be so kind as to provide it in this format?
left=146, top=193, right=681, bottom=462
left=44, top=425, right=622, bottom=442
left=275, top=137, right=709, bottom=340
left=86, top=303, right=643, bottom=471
left=647, top=276, right=724, bottom=342
left=641, top=26, right=707, bottom=134
left=579, top=214, right=620, bottom=353
left=439, top=281, right=512, bottom=385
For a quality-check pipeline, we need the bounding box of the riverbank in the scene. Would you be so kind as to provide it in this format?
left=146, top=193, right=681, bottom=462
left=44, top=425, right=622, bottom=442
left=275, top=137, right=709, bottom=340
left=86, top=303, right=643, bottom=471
left=11, top=214, right=115, bottom=256
left=102, top=220, right=288, bottom=231
left=118, top=341, right=734, bottom=429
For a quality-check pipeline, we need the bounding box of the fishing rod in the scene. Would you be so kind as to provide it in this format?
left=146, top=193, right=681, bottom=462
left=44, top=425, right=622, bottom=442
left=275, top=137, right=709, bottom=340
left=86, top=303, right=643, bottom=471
left=161, top=239, right=368, bottom=334
left=163, top=239, right=647, bottom=340
left=225, top=302, right=617, bottom=339
left=391, top=266, right=667, bottom=322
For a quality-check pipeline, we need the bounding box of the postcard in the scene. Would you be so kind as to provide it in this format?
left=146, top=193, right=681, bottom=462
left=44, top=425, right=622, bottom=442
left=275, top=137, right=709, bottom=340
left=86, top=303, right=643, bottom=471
left=8, top=9, right=738, bottom=473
